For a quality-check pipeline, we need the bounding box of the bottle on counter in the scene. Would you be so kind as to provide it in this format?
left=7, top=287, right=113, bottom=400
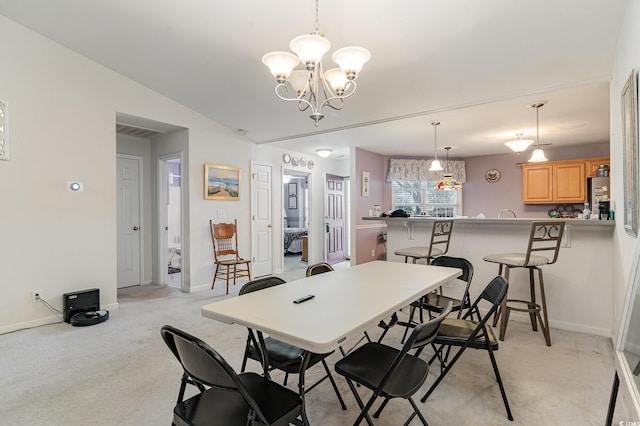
left=583, top=203, right=591, bottom=220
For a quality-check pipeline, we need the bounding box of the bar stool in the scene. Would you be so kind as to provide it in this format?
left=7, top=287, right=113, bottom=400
left=394, top=219, right=454, bottom=265
left=483, top=221, right=564, bottom=346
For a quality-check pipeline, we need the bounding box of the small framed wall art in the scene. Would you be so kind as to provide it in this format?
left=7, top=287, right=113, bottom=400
left=204, top=164, right=241, bottom=200
left=362, top=171, right=370, bottom=197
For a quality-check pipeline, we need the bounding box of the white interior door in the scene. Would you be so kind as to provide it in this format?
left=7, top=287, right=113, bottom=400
left=117, top=155, right=142, bottom=288
left=251, top=162, right=273, bottom=277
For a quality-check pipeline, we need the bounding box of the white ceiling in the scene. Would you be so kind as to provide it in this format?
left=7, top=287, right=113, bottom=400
left=0, top=0, right=626, bottom=159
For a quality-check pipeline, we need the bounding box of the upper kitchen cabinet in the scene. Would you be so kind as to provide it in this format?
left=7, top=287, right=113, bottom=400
left=522, top=159, right=588, bottom=204
left=586, top=157, right=611, bottom=177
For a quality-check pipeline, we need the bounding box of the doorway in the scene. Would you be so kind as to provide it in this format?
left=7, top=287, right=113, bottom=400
left=283, top=169, right=311, bottom=273
left=158, top=155, right=183, bottom=289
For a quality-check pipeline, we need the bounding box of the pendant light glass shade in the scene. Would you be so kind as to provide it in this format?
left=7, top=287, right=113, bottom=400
left=435, top=174, right=463, bottom=191
left=435, top=146, right=462, bottom=191
left=505, top=133, right=534, bottom=153
left=429, top=121, right=444, bottom=171
left=429, top=159, right=443, bottom=171
left=529, top=148, right=548, bottom=162
left=527, top=102, right=549, bottom=163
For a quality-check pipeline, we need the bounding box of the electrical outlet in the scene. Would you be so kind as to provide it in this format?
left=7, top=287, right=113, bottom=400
left=371, top=249, right=376, bottom=257
left=31, top=290, right=42, bottom=303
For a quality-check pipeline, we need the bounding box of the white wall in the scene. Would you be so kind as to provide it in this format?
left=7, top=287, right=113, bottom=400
left=0, top=15, right=347, bottom=333
left=611, top=0, right=640, bottom=341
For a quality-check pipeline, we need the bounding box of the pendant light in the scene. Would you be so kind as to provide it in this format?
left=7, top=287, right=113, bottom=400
left=435, top=147, right=462, bottom=191
left=528, top=102, right=549, bottom=162
left=505, top=132, right=534, bottom=154
left=429, top=121, right=443, bottom=171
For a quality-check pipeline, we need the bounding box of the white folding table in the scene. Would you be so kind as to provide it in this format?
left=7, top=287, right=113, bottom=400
left=201, top=260, right=461, bottom=423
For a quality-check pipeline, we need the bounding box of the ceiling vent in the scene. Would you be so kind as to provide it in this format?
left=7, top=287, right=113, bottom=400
left=116, top=122, right=163, bottom=138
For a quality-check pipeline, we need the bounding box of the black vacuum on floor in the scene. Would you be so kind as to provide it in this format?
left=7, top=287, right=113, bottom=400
left=63, top=288, right=109, bottom=326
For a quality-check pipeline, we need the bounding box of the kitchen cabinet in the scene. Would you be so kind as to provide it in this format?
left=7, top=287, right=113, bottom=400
left=522, top=160, right=586, bottom=204
left=586, top=157, right=610, bottom=177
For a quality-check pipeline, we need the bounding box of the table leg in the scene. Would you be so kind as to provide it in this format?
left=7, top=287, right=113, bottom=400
left=299, top=351, right=312, bottom=425
left=255, top=331, right=271, bottom=380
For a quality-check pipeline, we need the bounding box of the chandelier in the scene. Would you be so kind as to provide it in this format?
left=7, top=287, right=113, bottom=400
left=261, top=0, right=371, bottom=126
left=435, top=147, right=462, bottom=191
left=505, top=132, right=534, bottom=154
left=528, top=102, right=549, bottom=162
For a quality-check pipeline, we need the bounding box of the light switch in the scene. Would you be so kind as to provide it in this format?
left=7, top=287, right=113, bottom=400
left=217, top=210, right=225, bottom=218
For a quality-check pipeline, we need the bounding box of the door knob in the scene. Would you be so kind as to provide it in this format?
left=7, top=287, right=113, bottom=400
left=133, top=226, right=139, bottom=231
left=268, top=224, right=272, bottom=228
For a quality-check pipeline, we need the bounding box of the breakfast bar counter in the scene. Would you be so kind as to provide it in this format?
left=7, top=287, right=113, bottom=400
left=364, top=216, right=615, bottom=337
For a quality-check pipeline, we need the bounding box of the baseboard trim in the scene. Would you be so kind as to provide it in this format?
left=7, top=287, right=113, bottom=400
left=0, top=302, right=120, bottom=335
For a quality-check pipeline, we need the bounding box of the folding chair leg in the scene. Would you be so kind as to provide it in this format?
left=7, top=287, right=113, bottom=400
left=320, top=359, right=347, bottom=410
left=344, top=378, right=375, bottom=426
left=406, top=397, right=429, bottom=426
left=487, top=348, right=514, bottom=421
left=373, top=397, right=390, bottom=418
left=421, top=344, right=466, bottom=403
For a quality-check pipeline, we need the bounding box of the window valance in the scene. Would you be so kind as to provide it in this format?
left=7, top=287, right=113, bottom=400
left=386, top=159, right=466, bottom=183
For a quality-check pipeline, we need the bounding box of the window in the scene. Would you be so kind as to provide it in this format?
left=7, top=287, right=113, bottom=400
left=391, top=181, right=461, bottom=217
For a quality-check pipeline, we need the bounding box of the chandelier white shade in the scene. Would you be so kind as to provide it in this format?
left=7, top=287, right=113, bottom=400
left=505, top=133, right=534, bottom=153
left=262, top=0, right=370, bottom=126
left=528, top=102, right=549, bottom=162
left=428, top=121, right=444, bottom=172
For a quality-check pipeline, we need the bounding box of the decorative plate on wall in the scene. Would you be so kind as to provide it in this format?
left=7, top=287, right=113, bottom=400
left=300, top=158, right=307, bottom=167
left=307, top=160, right=314, bottom=170
left=485, top=168, right=501, bottom=183
left=291, top=157, right=299, bottom=167
left=282, top=153, right=291, bottom=164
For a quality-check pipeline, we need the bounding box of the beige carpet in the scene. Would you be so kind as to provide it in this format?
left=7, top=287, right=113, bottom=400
left=0, top=278, right=631, bottom=425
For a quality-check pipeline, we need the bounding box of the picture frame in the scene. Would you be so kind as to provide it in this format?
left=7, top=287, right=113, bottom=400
left=622, top=69, right=639, bottom=236
left=288, top=182, right=297, bottom=196
left=0, top=99, right=8, bottom=161
left=362, top=170, right=370, bottom=197
left=288, top=196, right=297, bottom=209
left=204, top=164, right=240, bottom=200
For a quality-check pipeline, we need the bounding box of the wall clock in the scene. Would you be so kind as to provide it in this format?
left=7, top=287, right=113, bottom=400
left=485, top=169, right=501, bottom=183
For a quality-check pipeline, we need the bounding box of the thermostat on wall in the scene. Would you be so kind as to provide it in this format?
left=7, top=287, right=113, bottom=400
left=68, top=182, right=83, bottom=192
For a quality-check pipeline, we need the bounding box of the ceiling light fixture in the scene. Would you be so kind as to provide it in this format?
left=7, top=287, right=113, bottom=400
left=528, top=102, right=549, bottom=162
left=505, top=132, right=534, bottom=154
left=428, top=121, right=443, bottom=171
left=435, top=147, right=462, bottom=191
left=261, top=0, right=370, bottom=127
left=315, top=148, right=332, bottom=158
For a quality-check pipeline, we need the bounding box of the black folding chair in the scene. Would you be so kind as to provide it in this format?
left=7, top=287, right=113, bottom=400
left=335, top=302, right=453, bottom=426
left=399, top=256, right=477, bottom=343
left=161, top=325, right=304, bottom=426
left=239, top=276, right=346, bottom=410
left=421, top=275, right=514, bottom=421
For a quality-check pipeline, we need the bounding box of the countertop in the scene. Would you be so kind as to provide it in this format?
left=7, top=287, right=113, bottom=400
left=363, top=216, right=615, bottom=228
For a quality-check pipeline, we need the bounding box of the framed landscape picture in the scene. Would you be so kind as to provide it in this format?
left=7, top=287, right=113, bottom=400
left=204, top=164, right=240, bottom=200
